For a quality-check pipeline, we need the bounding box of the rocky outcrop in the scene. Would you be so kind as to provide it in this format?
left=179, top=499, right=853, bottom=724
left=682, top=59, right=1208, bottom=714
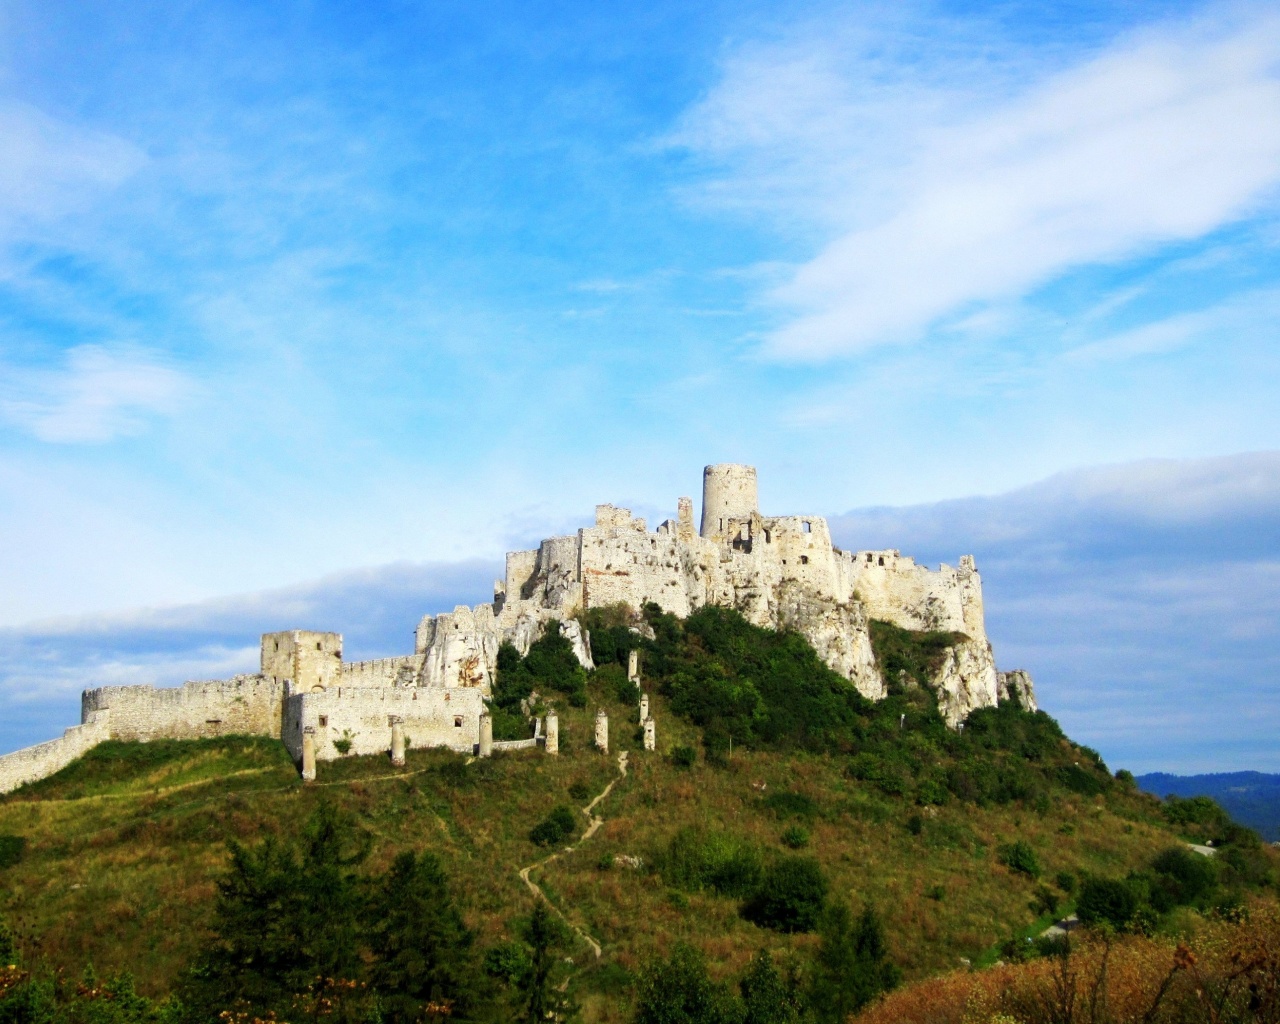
left=997, top=670, right=1038, bottom=712
left=931, top=638, right=1000, bottom=728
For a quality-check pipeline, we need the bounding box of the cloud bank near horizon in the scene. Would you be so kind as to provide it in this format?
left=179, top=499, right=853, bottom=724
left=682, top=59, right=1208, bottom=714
left=3, top=451, right=1276, bottom=776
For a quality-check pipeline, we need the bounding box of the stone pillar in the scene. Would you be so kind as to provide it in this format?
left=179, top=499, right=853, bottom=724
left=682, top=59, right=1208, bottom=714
left=643, top=715, right=656, bottom=752
left=544, top=712, right=559, bottom=755
left=595, top=708, right=609, bottom=754
left=301, top=727, right=316, bottom=782
left=478, top=713, right=493, bottom=758
left=627, top=649, right=640, bottom=684
left=639, top=692, right=649, bottom=725
left=390, top=716, right=405, bottom=767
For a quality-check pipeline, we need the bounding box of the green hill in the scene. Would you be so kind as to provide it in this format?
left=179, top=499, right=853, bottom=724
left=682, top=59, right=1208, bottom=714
left=0, top=605, right=1274, bottom=1023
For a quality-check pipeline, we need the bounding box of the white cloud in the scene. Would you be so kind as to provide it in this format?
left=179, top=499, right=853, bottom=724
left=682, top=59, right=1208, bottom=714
left=0, top=100, right=145, bottom=224
left=0, top=345, right=192, bottom=443
left=674, top=10, right=1280, bottom=359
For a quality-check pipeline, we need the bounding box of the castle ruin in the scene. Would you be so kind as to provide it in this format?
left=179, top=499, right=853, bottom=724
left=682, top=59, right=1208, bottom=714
left=0, top=464, right=1036, bottom=793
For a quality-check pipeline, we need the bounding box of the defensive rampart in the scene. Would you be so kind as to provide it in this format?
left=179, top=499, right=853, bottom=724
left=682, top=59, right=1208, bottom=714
left=0, top=712, right=112, bottom=794
left=80, top=676, right=287, bottom=742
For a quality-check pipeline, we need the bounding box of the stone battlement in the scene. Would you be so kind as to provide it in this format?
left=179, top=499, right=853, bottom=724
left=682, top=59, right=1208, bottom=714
left=0, top=462, right=1036, bottom=793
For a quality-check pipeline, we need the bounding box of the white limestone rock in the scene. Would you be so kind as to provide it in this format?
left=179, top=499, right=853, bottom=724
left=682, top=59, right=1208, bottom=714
left=997, top=669, right=1038, bottom=713
left=931, top=638, right=1000, bottom=727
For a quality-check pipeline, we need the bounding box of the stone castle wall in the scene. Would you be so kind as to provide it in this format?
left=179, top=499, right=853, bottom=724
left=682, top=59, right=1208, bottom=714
left=80, top=676, right=287, bottom=742
left=340, top=654, right=424, bottom=688
left=282, top=686, right=484, bottom=763
left=0, top=712, right=112, bottom=794
left=261, top=631, right=343, bottom=691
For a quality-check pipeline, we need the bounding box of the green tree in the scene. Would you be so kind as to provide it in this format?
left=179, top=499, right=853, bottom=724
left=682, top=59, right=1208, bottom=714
left=807, top=904, right=900, bottom=1023
left=1076, top=877, right=1140, bottom=930
left=366, top=851, right=480, bottom=1023
left=741, top=857, right=827, bottom=933
left=518, top=903, right=577, bottom=1024
left=184, top=803, right=371, bottom=1018
left=739, top=950, right=802, bottom=1024
left=632, top=943, right=741, bottom=1024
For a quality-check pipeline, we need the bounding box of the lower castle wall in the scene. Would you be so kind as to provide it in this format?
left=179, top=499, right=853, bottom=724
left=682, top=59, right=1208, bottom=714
left=80, top=676, right=287, bottom=742
left=0, top=711, right=112, bottom=794
left=282, top=686, right=484, bottom=764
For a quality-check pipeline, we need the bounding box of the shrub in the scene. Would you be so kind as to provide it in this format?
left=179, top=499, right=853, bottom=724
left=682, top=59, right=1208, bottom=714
left=906, top=814, right=924, bottom=836
left=482, top=940, right=530, bottom=985
left=1076, top=876, right=1140, bottom=929
left=332, top=734, right=353, bottom=755
left=530, top=806, right=577, bottom=847
left=998, top=840, right=1041, bottom=878
left=762, top=791, right=819, bottom=820
left=671, top=745, right=697, bottom=768
left=1149, top=846, right=1217, bottom=909
left=0, top=834, right=26, bottom=869
left=1055, top=871, right=1077, bottom=894
left=781, top=826, right=810, bottom=850
left=567, top=780, right=591, bottom=802
left=1030, top=886, right=1059, bottom=917
left=658, top=828, right=762, bottom=898
left=633, top=943, right=739, bottom=1024
left=742, top=856, right=828, bottom=933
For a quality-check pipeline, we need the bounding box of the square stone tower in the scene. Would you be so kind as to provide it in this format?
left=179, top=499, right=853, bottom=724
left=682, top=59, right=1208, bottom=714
left=261, top=630, right=343, bottom=692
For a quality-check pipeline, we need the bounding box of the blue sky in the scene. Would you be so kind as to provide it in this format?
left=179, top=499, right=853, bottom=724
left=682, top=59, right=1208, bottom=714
left=2, top=1, right=1279, bottom=772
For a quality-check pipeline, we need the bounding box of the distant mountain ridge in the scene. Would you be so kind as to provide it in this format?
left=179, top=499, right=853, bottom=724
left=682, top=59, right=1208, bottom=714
left=1137, top=771, right=1280, bottom=841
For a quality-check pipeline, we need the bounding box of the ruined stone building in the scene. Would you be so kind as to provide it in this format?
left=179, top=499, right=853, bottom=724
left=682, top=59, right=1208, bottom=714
left=0, top=464, right=1036, bottom=793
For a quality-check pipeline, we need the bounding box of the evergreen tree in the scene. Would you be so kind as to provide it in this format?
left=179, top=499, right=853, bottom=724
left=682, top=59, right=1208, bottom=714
left=806, top=904, right=900, bottom=1023
left=518, top=902, right=577, bottom=1024
left=184, top=803, right=372, bottom=1018
left=366, top=851, right=480, bottom=1023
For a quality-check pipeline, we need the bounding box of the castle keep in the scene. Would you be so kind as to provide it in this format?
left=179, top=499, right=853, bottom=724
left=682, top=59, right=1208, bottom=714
left=0, top=464, right=1036, bottom=793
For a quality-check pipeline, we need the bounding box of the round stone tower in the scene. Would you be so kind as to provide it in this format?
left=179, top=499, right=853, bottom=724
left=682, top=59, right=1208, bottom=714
left=700, top=463, right=759, bottom=538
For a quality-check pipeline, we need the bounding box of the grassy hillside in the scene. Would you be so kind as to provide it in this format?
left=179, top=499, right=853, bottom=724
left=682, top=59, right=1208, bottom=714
left=1, top=607, right=1275, bottom=1023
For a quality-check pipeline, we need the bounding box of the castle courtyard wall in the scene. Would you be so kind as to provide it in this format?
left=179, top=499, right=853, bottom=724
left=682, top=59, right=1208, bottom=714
left=80, top=676, right=287, bottom=742
left=282, top=686, right=484, bottom=764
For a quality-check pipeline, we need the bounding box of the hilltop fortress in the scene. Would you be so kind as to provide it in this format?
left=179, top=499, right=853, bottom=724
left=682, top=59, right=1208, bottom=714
left=0, top=464, right=1036, bottom=794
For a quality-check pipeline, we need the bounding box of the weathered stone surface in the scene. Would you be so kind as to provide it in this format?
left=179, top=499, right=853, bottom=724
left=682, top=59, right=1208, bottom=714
left=932, top=638, right=1000, bottom=728
left=0, top=462, right=1034, bottom=792
left=997, top=669, right=1038, bottom=712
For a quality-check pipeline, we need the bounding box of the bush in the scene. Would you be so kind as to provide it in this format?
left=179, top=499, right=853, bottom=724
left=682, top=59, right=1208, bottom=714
left=482, top=940, right=530, bottom=985
left=742, top=856, right=828, bottom=933
left=1077, top=876, right=1140, bottom=929
left=567, top=780, right=591, bottom=802
left=781, top=826, right=810, bottom=850
left=530, top=806, right=577, bottom=847
left=762, top=791, right=819, bottom=820
left=0, top=834, right=26, bottom=869
left=1055, top=871, right=1077, bottom=894
left=658, top=828, right=763, bottom=898
left=1149, top=846, right=1218, bottom=909
left=671, top=745, right=697, bottom=768
left=998, top=840, right=1041, bottom=878
left=633, top=943, right=740, bottom=1024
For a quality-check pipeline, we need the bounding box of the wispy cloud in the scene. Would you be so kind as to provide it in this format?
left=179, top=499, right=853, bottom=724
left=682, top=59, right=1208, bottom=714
left=0, top=100, right=145, bottom=225
left=673, top=10, right=1280, bottom=359
left=0, top=345, right=192, bottom=443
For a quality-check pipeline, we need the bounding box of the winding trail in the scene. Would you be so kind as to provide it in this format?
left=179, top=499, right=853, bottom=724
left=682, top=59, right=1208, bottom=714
left=518, top=750, right=629, bottom=960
